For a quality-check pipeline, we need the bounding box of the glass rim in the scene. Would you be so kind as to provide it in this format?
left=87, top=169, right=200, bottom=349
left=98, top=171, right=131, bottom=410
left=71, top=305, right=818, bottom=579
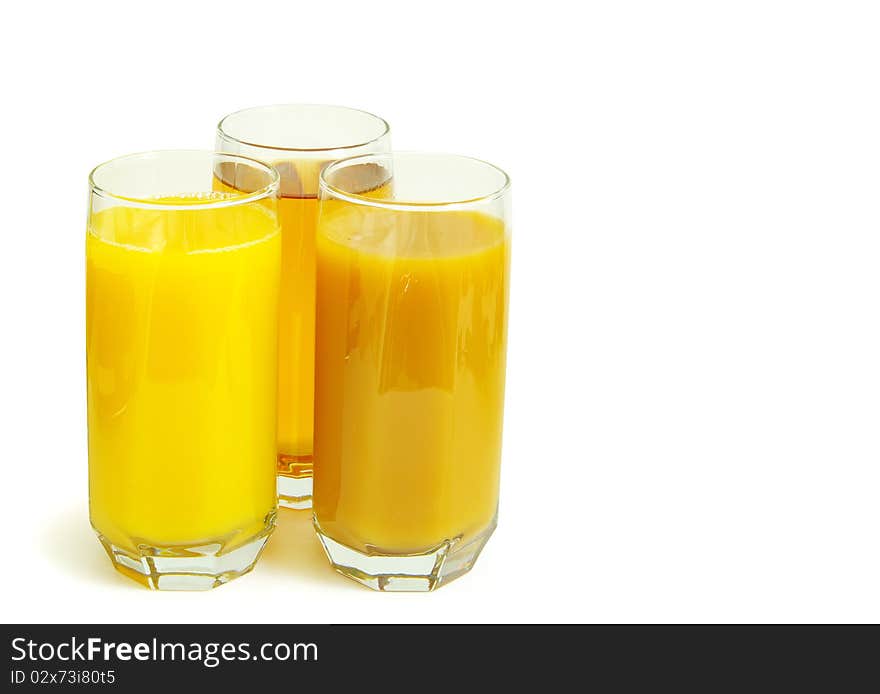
left=88, top=149, right=280, bottom=211
left=319, top=151, right=511, bottom=211
left=216, top=103, right=391, bottom=154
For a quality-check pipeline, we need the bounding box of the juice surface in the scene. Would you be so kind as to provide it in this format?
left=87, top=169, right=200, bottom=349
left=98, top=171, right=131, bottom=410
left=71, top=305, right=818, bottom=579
left=313, top=204, right=510, bottom=553
left=86, top=198, right=280, bottom=551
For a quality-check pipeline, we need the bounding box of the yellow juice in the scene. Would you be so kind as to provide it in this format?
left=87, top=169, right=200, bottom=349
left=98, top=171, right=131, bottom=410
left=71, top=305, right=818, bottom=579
left=313, top=205, right=510, bottom=553
left=87, top=198, right=280, bottom=552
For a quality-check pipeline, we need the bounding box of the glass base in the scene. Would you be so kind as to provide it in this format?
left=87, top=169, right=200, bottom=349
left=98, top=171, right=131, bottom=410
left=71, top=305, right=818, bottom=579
left=96, top=514, right=275, bottom=591
left=314, top=515, right=497, bottom=592
left=277, top=453, right=313, bottom=510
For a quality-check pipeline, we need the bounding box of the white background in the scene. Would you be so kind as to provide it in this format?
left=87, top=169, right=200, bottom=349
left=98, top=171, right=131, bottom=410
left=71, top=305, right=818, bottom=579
left=1, top=0, right=878, bottom=624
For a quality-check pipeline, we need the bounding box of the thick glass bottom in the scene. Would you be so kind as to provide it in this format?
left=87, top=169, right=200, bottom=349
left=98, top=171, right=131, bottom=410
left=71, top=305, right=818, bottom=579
left=277, top=453, right=313, bottom=510
left=95, top=513, right=275, bottom=591
left=314, top=515, right=497, bottom=592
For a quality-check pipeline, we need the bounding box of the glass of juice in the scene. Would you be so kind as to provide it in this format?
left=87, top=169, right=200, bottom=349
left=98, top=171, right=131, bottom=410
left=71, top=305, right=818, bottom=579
left=216, top=105, right=391, bottom=510
left=313, top=152, right=512, bottom=591
left=87, top=150, right=281, bottom=590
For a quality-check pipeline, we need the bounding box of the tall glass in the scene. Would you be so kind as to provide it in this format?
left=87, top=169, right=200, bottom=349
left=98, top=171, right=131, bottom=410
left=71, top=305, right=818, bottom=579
left=216, top=105, right=391, bottom=509
left=313, top=153, right=512, bottom=591
left=87, top=151, right=281, bottom=590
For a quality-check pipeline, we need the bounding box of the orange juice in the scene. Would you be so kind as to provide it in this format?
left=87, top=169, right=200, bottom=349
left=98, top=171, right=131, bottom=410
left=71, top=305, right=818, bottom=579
left=313, top=204, right=510, bottom=553
left=275, top=192, right=317, bottom=471
left=87, top=198, right=280, bottom=553
left=215, top=105, right=391, bottom=512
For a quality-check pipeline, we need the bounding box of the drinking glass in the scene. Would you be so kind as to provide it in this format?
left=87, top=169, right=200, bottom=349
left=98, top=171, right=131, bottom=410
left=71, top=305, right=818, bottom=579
left=216, top=105, right=391, bottom=509
left=312, top=152, right=511, bottom=591
left=87, top=151, right=281, bottom=590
